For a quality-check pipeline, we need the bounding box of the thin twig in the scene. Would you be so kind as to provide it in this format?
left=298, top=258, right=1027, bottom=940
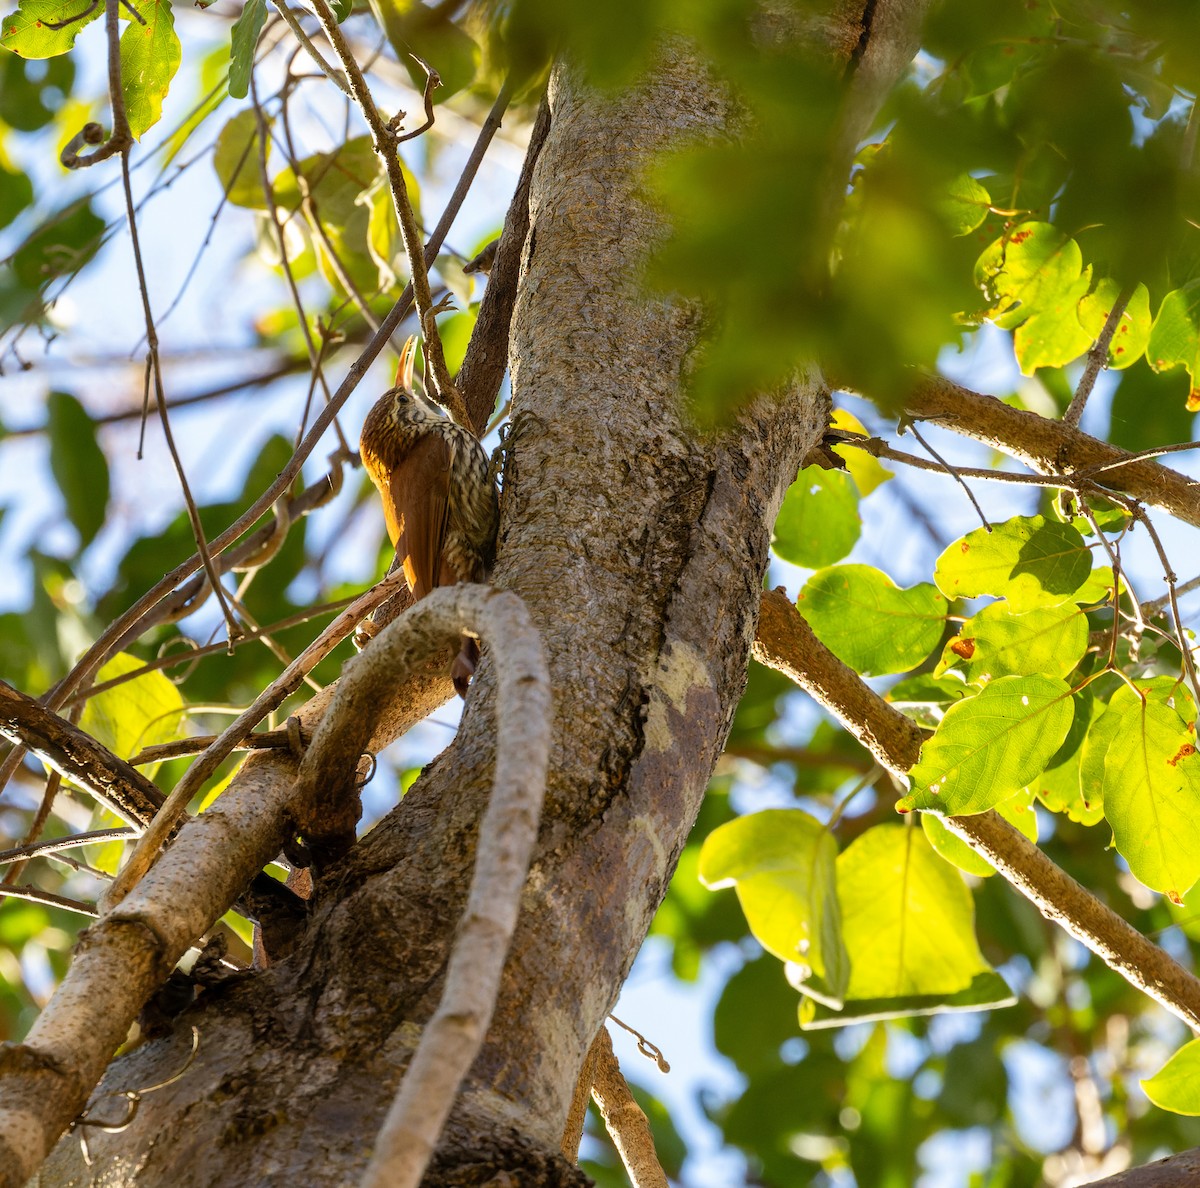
left=120, top=151, right=242, bottom=645
left=902, top=419, right=991, bottom=530
left=269, top=0, right=351, bottom=94
left=0, top=829, right=135, bottom=868
left=129, top=725, right=307, bottom=766
left=0, top=884, right=99, bottom=918
left=66, top=596, right=358, bottom=707
left=1064, top=283, right=1135, bottom=429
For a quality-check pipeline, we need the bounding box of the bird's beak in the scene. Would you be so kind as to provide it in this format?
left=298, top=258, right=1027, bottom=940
left=397, top=335, right=418, bottom=392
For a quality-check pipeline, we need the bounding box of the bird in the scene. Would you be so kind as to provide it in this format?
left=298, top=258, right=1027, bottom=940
left=359, top=336, right=500, bottom=696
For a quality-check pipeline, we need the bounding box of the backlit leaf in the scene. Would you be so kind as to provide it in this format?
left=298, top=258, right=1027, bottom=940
left=119, top=0, right=179, bottom=140
left=899, top=675, right=1075, bottom=815
left=1102, top=698, right=1200, bottom=898
left=0, top=0, right=101, bottom=58
left=699, top=809, right=848, bottom=1006
left=934, top=514, right=1090, bottom=609
left=1143, top=1039, right=1200, bottom=1116
left=935, top=601, right=1087, bottom=685
left=799, top=564, right=945, bottom=676
left=835, top=824, right=991, bottom=1000
left=773, top=466, right=860, bottom=569
left=1078, top=279, right=1150, bottom=371
left=1148, top=280, right=1200, bottom=410
left=80, top=652, right=186, bottom=773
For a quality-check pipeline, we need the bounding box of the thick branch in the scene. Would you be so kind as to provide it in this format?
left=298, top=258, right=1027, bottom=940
left=0, top=681, right=163, bottom=829
left=752, top=588, right=1200, bottom=1033
left=903, top=376, right=1200, bottom=528
left=355, top=586, right=550, bottom=1188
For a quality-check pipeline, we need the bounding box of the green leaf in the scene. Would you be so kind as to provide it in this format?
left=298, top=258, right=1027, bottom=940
left=119, top=0, right=179, bottom=139
left=834, top=824, right=992, bottom=1001
left=228, top=0, right=265, bottom=100
left=80, top=652, right=185, bottom=770
left=772, top=466, right=860, bottom=569
left=213, top=109, right=270, bottom=209
left=46, top=391, right=108, bottom=550
left=1078, top=280, right=1150, bottom=371
left=1148, top=280, right=1200, bottom=410
left=1013, top=266, right=1093, bottom=375
left=0, top=0, right=102, bottom=58
left=975, top=222, right=1093, bottom=373
left=1142, top=1039, right=1200, bottom=1115
left=699, top=809, right=849, bottom=1007
left=798, top=565, right=945, bottom=677
left=11, top=198, right=105, bottom=293
left=0, top=156, right=32, bottom=231
left=921, top=790, right=1038, bottom=877
left=1102, top=698, right=1200, bottom=898
left=938, top=174, right=991, bottom=237
left=899, top=675, right=1075, bottom=815
left=934, top=514, right=1091, bottom=610
left=935, top=601, right=1088, bottom=685
left=271, top=136, right=393, bottom=297
left=1033, top=690, right=1103, bottom=826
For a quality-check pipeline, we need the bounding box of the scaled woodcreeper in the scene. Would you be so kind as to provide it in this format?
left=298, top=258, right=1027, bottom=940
left=358, top=337, right=500, bottom=695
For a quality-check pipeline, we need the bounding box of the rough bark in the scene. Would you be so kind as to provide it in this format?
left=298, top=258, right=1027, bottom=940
left=33, top=18, right=884, bottom=1188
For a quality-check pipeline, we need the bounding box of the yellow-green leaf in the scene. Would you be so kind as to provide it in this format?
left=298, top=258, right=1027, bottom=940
left=119, top=0, right=179, bottom=140
left=799, top=564, right=945, bottom=677
left=1142, top=1039, right=1200, bottom=1115
left=836, top=824, right=991, bottom=1000
left=899, top=675, right=1075, bottom=815
left=80, top=652, right=185, bottom=774
left=699, top=809, right=848, bottom=1006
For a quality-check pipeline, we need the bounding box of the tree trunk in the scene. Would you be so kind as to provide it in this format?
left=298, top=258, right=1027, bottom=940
left=34, top=40, right=830, bottom=1188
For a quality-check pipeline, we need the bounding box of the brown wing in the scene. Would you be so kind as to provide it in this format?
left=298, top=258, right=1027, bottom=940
left=385, top=432, right=452, bottom=601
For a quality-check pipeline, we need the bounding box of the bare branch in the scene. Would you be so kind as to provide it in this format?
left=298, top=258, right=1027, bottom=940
left=0, top=682, right=163, bottom=829
left=1063, top=282, right=1135, bottom=429
left=589, top=1027, right=668, bottom=1188
left=752, top=588, right=1200, bottom=1034
left=901, top=376, right=1200, bottom=528
left=342, top=587, right=550, bottom=1188
left=560, top=1029, right=603, bottom=1162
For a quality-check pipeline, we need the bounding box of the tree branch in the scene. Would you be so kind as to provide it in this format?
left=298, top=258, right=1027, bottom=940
left=0, top=682, right=163, bottom=829
left=589, top=1027, right=668, bottom=1188
left=350, top=586, right=550, bottom=1188
left=103, top=568, right=410, bottom=908
left=457, top=94, right=550, bottom=436
left=901, top=376, right=1200, bottom=528
left=752, top=588, right=1200, bottom=1033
